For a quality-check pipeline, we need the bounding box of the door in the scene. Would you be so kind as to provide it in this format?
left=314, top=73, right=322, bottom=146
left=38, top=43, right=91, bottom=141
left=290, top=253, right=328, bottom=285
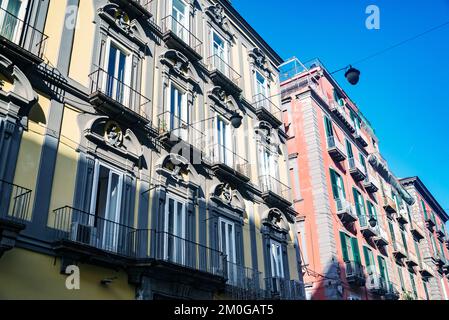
left=212, top=31, right=226, bottom=74
left=219, top=218, right=236, bottom=284
left=105, top=42, right=129, bottom=105
left=90, top=163, right=123, bottom=253
left=172, top=0, right=188, bottom=42
left=164, top=195, right=186, bottom=265
left=270, top=240, right=285, bottom=292
left=0, top=0, right=27, bottom=43
left=216, top=116, right=233, bottom=167
left=169, top=83, right=188, bottom=141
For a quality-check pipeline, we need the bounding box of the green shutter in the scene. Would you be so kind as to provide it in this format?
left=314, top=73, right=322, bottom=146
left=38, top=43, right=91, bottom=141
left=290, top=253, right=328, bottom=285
left=324, top=116, right=333, bottom=138
left=346, top=140, right=353, bottom=158
left=378, top=256, right=388, bottom=282
left=423, top=280, right=430, bottom=300
left=421, top=200, right=428, bottom=220
left=388, top=221, right=396, bottom=243
left=363, top=246, right=371, bottom=267
left=397, top=267, right=405, bottom=291
left=351, top=237, right=361, bottom=264
left=340, top=232, right=349, bottom=262
left=353, top=188, right=361, bottom=217
left=330, top=169, right=339, bottom=200
left=414, top=240, right=422, bottom=266
left=359, top=154, right=367, bottom=172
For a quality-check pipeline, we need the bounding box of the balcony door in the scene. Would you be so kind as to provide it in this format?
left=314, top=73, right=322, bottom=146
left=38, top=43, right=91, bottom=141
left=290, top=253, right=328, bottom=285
left=90, top=162, right=124, bottom=253
left=330, top=169, right=346, bottom=209
left=212, top=31, right=227, bottom=74
left=255, top=71, right=268, bottom=98
left=105, top=41, right=130, bottom=106
left=169, top=83, right=188, bottom=141
left=259, top=147, right=279, bottom=192
left=0, top=0, right=28, bottom=43
left=215, top=116, right=233, bottom=167
left=219, top=218, right=237, bottom=285
left=172, top=0, right=188, bottom=42
left=164, top=195, right=186, bottom=266
left=270, top=240, right=285, bottom=281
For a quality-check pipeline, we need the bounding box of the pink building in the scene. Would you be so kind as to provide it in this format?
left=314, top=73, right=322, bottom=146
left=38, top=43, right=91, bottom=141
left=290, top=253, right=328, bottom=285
left=280, top=58, right=442, bottom=300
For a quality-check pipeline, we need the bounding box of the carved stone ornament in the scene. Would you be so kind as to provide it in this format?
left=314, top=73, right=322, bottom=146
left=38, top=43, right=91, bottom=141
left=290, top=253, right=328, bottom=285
left=249, top=47, right=272, bottom=78
left=161, top=50, right=190, bottom=75
left=104, top=121, right=123, bottom=147
left=206, top=3, right=234, bottom=40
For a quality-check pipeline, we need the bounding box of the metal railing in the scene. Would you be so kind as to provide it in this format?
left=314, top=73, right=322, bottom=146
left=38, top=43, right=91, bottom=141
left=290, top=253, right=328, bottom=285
left=345, top=261, right=365, bottom=282
left=327, top=136, right=346, bottom=155
left=359, top=214, right=379, bottom=235
left=53, top=207, right=227, bottom=277
left=157, top=111, right=206, bottom=150
left=161, top=15, right=202, bottom=55
left=363, top=174, right=379, bottom=190
left=252, top=93, right=282, bottom=120
left=0, top=179, right=32, bottom=221
left=348, top=157, right=366, bottom=175
left=0, top=7, right=48, bottom=59
left=89, top=68, right=151, bottom=119
left=207, top=54, right=241, bottom=85
left=385, top=281, right=400, bottom=300
left=130, top=0, right=154, bottom=12
left=259, top=175, right=291, bottom=202
left=383, top=195, right=397, bottom=213
left=208, top=144, right=249, bottom=177
left=265, top=277, right=304, bottom=300
left=224, top=261, right=264, bottom=300
left=366, top=269, right=387, bottom=295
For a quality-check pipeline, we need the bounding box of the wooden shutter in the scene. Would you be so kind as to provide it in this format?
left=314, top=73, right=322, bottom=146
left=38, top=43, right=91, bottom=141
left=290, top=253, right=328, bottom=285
left=421, top=200, right=428, bottom=220
left=351, top=237, right=361, bottom=264
left=330, top=169, right=339, bottom=199
left=340, top=231, right=349, bottom=262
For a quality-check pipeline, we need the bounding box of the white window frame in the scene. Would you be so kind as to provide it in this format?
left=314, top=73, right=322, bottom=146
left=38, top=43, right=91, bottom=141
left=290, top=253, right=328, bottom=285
left=171, top=0, right=189, bottom=41
left=218, top=217, right=237, bottom=284
left=270, top=240, right=285, bottom=279
left=0, top=0, right=29, bottom=44
left=255, top=70, right=268, bottom=98
left=164, top=193, right=187, bottom=265
left=211, top=30, right=228, bottom=73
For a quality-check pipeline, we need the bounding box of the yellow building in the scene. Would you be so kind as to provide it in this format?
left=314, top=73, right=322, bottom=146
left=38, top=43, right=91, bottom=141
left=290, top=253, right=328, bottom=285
left=0, top=0, right=304, bottom=299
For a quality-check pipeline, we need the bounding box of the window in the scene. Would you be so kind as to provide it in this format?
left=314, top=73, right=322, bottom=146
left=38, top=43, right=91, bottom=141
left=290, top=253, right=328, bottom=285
left=378, top=256, right=389, bottom=284
left=350, top=110, right=361, bottom=134
left=363, top=246, right=375, bottom=274
left=359, top=154, right=367, bottom=174
left=164, top=195, right=186, bottom=265
left=324, top=116, right=334, bottom=139
left=397, top=266, right=405, bottom=291
left=346, top=140, right=354, bottom=159
left=353, top=188, right=366, bottom=220
left=212, top=31, right=227, bottom=73
left=90, top=162, right=124, bottom=252
left=330, top=169, right=346, bottom=208
left=366, top=201, right=377, bottom=219
left=106, top=41, right=130, bottom=105
left=172, top=0, right=188, bottom=41
left=215, top=115, right=233, bottom=167
left=421, top=200, right=428, bottom=220
left=169, top=83, right=188, bottom=140
left=388, top=220, right=396, bottom=244
left=423, top=279, right=430, bottom=300
left=409, top=272, right=417, bottom=299
left=414, top=240, right=422, bottom=266
left=270, top=240, right=284, bottom=279
left=0, top=0, right=28, bottom=43
left=219, top=218, right=237, bottom=284
left=255, top=71, right=268, bottom=98
left=340, top=232, right=361, bottom=264
left=401, top=229, right=408, bottom=254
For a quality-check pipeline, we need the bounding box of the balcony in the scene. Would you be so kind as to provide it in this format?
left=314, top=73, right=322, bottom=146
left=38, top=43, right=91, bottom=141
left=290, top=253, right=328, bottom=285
left=89, top=68, right=152, bottom=126
left=327, top=136, right=347, bottom=162
left=354, top=129, right=368, bottom=148
left=335, top=198, right=357, bottom=223
left=207, top=54, right=242, bottom=96
left=259, top=175, right=292, bottom=208
left=0, top=7, right=48, bottom=64
left=359, top=215, right=379, bottom=238
left=224, top=262, right=264, bottom=300
left=396, top=207, right=409, bottom=225
left=410, top=221, right=425, bottom=241
left=385, top=281, right=400, bottom=300
left=363, top=175, right=379, bottom=193
left=265, top=277, right=304, bottom=300
left=405, top=251, right=419, bottom=269
left=157, top=111, right=206, bottom=152
left=424, top=214, right=435, bottom=230
left=253, top=93, right=283, bottom=128
left=392, top=241, right=407, bottom=260
left=374, top=226, right=389, bottom=247
left=329, top=102, right=356, bottom=133
left=436, top=227, right=446, bottom=241
left=161, top=15, right=202, bottom=62
left=366, top=272, right=387, bottom=296
left=0, top=180, right=31, bottom=257
left=431, top=252, right=446, bottom=267
left=208, top=144, right=250, bottom=184
left=348, top=157, right=367, bottom=182
left=344, top=261, right=365, bottom=286
left=382, top=196, right=397, bottom=215
left=116, top=0, right=154, bottom=18
left=53, top=207, right=227, bottom=283
left=419, top=260, right=434, bottom=278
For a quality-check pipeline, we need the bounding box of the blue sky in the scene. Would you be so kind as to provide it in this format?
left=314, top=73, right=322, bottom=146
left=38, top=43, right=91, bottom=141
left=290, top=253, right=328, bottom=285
left=234, top=0, right=449, bottom=214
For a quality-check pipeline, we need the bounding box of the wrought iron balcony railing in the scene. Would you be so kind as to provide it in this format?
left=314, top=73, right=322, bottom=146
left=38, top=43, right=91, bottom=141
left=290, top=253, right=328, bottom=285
left=265, top=277, right=304, bottom=300
left=224, top=261, right=264, bottom=300
left=348, top=157, right=367, bottom=182
left=344, top=261, right=365, bottom=286
left=208, top=144, right=250, bottom=179
left=383, top=195, right=397, bottom=215
left=259, top=175, right=292, bottom=203
left=359, top=214, right=379, bottom=238
left=385, top=281, right=400, bottom=300
left=335, top=198, right=357, bottom=223
left=363, top=174, right=379, bottom=193
left=0, top=7, right=48, bottom=61
left=252, top=93, right=282, bottom=125
left=0, top=179, right=32, bottom=222
left=207, top=54, right=242, bottom=95
left=366, top=270, right=387, bottom=295
left=89, top=68, right=151, bottom=122
left=329, top=101, right=356, bottom=133
left=157, top=111, right=206, bottom=150
left=327, top=136, right=347, bottom=162
left=161, top=15, right=202, bottom=59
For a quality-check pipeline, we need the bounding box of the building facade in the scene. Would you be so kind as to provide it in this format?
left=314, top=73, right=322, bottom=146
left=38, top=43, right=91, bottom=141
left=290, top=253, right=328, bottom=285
left=280, top=58, right=446, bottom=300
left=0, top=0, right=304, bottom=299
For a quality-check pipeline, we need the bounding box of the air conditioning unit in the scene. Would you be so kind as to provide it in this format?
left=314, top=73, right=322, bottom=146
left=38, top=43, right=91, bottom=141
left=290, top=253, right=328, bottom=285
left=71, top=222, right=98, bottom=247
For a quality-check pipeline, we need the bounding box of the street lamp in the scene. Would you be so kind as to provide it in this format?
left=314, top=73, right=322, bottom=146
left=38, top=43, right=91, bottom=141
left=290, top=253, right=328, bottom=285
left=230, top=112, right=243, bottom=129
left=344, top=66, right=361, bottom=85
left=369, top=216, right=378, bottom=228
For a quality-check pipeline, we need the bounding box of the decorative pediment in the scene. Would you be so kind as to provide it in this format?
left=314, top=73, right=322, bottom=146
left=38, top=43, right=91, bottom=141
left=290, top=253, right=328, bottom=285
left=0, top=55, right=37, bottom=104
left=261, top=208, right=290, bottom=232
left=156, top=154, right=199, bottom=184
left=161, top=49, right=191, bottom=76
left=208, top=86, right=240, bottom=117
left=206, top=4, right=234, bottom=41
left=249, top=47, right=272, bottom=79
left=210, top=183, right=246, bottom=215
left=255, top=121, right=281, bottom=149
left=98, top=4, right=147, bottom=48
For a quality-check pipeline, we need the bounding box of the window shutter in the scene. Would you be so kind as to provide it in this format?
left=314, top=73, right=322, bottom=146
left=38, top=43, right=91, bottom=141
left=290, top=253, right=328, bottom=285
left=353, top=188, right=361, bottom=218
left=330, top=169, right=339, bottom=199
left=351, top=237, right=361, bottom=264
left=346, top=140, right=353, bottom=159
left=324, top=117, right=333, bottom=138
left=421, top=200, right=428, bottom=220
left=363, top=246, right=371, bottom=267
left=340, top=232, right=349, bottom=262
